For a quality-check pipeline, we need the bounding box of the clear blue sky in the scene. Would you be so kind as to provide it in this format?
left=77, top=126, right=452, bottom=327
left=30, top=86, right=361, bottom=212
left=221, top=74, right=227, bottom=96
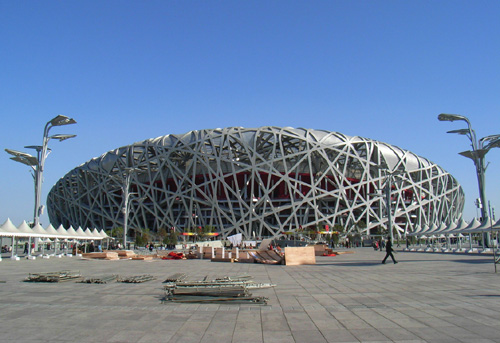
left=1, top=0, right=499, bottom=226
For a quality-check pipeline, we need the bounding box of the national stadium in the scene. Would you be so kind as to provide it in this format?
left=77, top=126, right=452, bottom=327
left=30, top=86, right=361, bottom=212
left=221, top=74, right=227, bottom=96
left=47, top=127, right=464, bottom=240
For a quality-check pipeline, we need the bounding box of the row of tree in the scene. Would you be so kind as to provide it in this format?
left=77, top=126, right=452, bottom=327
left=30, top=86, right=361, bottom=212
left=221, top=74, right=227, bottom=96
left=106, top=225, right=220, bottom=247
left=105, top=221, right=382, bottom=247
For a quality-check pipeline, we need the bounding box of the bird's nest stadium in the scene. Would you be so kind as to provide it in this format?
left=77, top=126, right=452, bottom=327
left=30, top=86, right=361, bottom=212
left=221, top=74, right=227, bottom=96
left=47, top=127, right=464, bottom=240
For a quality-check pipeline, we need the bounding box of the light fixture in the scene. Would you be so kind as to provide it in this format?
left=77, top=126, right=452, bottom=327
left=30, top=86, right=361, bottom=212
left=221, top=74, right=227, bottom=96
left=438, top=113, right=469, bottom=122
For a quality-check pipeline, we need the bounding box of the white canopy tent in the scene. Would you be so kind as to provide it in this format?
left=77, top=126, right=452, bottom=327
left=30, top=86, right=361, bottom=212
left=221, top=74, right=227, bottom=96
left=0, top=219, right=109, bottom=258
left=461, top=217, right=496, bottom=234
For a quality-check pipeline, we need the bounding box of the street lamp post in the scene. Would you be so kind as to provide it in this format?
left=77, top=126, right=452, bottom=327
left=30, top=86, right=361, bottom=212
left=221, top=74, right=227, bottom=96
left=120, top=167, right=143, bottom=249
left=385, top=174, right=394, bottom=243
left=5, top=115, right=77, bottom=227
left=369, top=169, right=404, bottom=243
left=438, top=113, right=500, bottom=247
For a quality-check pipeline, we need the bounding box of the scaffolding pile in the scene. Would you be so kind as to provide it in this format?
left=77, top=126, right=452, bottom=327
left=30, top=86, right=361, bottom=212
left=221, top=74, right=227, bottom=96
left=24, top=270, right=82, bottom=283
left=163, top=275, right=274, bottom=304
left=77, top=275, right=118, bottom=284
left=163, top=273, right=188, bottom=283
left=117, top=274, right=156, bottom=283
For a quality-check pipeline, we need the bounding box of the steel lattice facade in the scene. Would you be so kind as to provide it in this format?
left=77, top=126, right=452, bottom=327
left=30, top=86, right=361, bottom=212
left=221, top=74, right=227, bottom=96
left=47, top=127, right=464, bottom=239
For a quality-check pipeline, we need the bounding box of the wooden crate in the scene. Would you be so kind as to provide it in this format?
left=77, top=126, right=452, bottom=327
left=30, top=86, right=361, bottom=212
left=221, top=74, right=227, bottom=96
left=82, top=252, right=120, bottom=260
left=284, top=246, right=316, bottom=266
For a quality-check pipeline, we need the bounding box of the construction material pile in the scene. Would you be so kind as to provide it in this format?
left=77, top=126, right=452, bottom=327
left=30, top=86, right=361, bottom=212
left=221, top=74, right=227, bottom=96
left=81, top=252, right=120, bottom=260
left=117, top=274, right=156, bottom=283
left=163, top=273, right=188, bottom=283
left=163, top=275, right=274, bottom=304
left=77, top=275, right=118, bottom=284
left=24, top=270, right=82, bottom=282
left=247, top=250, right=284, bottom=264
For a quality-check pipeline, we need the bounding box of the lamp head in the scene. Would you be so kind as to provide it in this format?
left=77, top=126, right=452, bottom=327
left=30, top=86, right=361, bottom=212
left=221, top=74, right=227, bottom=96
left=484, top=137, right=500, bottom=151
left=446, top=129, right=470, bottom=136
left=49, top=134, right=77, bottom=142
left=49, top=115, right=77, bottom=127
left=479, top=134, right=500, bottom=145
left=438, top=113, right=468, bottom=122
left=5, top=148, right=34, bottom=158
left=24, top=145, right=44, bottom=151
left=10, top=155, right=38, bottom=166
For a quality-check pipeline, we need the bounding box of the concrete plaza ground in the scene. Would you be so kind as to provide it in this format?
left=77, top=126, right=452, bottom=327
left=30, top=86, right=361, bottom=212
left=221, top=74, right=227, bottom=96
left=1, top=248, right=500, bottom=343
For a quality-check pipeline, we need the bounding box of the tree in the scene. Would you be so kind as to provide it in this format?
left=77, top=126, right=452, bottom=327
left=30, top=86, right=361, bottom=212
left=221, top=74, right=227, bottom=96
left=332, top=225, right=344, bottom=247
left=164, top=231, right=178, bottom=248
left=199, top=225, right=215, bottom=241
left=134, top=228, right=152, bottom=246
left=356, top=220, right=366, bottom=233
left=135, top=233, right=147, bottom=247
left=110, top=227, right=123, bottom=240
left=157, top=228, right=167, bottom=245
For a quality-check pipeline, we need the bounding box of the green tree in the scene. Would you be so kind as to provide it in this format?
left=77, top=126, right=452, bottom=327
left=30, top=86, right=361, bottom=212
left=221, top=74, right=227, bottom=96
left=134, top=228, right=152, bottom=246
left=110, top=227, right=124, bottom=240
left=356, top=220, right=366, bottom=233
left=332, top=225, right=344, bottom=247
left=199, top=225, right=214, bottom=241
left=157, top=228, right=167, bottom=245
left=164, top=231, right=178, bottom=247
left=135, top=233, right=147, bottom=247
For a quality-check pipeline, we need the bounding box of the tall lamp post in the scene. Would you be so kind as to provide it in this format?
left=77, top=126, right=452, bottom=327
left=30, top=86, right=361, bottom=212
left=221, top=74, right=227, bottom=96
left=438, top=113, right=500, bottom=246
left=119, top=167, right=143, bottom=249
left=369, top=169, right=404, bottom=243
left=5, top=115, right=77, bottom=227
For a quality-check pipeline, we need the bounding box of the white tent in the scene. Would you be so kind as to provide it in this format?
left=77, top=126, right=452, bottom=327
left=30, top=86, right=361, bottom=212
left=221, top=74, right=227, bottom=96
left=99, top=229, right=110, bottom=239
left=448, top=219, right=470, bottom=234
left=442, top=220, right=458, bottom=234
left=0, top=219, right=109, bottom=258
left=56, top=224, right=71, bottom=239
left=462, top=217, right=497, bottom=233
left=414, top=224, right=431, bottom=237
left=31, top=223, right=50, bottom=237
left=45, top=224, right=59, bottom=236
left=84, top=227, right=102, bottom=240
left=0, top=218, right=21, bottom=237
left=17, top=221, right=39, bottom=237
left=66, top=226, right=79, bottom=239
left=75, top=227, right=87, bottom=239
left=407, top=225, right=423, bottom=236
left=460, top=218, right=483, bottom=234
left=433, top=222, right=449, bottom=235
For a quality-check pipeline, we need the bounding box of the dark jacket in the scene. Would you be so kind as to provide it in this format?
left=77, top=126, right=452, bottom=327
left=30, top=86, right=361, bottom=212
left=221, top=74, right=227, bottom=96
left=386, top=239, right=393, bottom=253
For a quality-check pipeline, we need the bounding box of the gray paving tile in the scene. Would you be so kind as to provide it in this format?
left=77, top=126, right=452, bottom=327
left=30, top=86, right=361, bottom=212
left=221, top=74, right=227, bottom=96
left=349, top=328, right=389, bottom=342
left=320, top=329, right=359, bottom=343
left=262, top=330, right=295, bottom=343
left=377, top=328, right=421, bottom=341
left=1, top=248, right=500, bottom=343
left=137, top=331, right=176, bottom=343
left=291, top=329, right=328, bottom=342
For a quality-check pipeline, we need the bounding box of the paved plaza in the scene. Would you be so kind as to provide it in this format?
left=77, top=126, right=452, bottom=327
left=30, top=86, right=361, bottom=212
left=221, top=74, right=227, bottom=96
left=1, top=248, right=500, bottom=343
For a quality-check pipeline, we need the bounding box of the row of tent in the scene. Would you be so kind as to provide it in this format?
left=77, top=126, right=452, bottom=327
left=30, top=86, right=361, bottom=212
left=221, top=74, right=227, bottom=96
left=407, top=217, right=500, bottom=238
left=2, top=217, right=499, bottom=241
left=0, top=218, right=109, bottom=240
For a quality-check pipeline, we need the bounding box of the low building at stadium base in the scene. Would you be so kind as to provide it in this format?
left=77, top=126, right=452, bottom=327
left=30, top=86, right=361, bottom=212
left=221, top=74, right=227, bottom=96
left=47, top=127, right=464, bottom=241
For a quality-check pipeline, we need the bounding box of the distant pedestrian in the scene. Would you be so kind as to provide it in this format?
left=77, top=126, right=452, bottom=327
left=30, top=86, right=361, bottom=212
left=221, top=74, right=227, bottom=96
left=382, top=237, right=397, bottom=264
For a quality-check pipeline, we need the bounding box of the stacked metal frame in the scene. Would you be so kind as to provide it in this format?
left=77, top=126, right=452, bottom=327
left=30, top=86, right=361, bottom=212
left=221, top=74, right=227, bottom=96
left=47, top=127, right=464, bottom=239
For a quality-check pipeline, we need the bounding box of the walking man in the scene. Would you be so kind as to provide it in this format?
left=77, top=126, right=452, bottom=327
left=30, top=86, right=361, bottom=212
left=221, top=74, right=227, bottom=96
left=382, top=236, right=398, bottom=264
